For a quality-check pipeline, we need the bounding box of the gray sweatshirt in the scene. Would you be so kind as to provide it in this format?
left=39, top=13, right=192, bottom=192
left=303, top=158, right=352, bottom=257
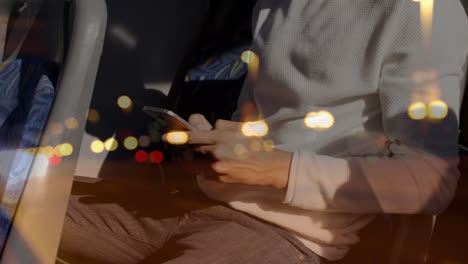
left=197, top=0, right=468, bottom=260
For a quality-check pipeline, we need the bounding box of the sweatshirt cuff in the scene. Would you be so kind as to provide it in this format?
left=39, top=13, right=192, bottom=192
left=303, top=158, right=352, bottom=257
left=284, top=151, right=351, bottom=211
left=283, top=151, right=326, bottom=209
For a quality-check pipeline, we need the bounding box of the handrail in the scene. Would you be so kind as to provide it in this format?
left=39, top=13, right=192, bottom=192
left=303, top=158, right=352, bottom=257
left=1, top=0, right=107, bottom=263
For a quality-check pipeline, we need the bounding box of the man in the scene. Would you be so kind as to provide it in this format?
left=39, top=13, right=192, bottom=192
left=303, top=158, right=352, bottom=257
left=59, top=0, right=468, bottom=263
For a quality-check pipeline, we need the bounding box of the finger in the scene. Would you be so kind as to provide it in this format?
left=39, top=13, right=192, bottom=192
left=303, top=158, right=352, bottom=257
left=214, top=119, right=240, bottom=130
left=211, top=161, right=232, bottom=174
left=196, top=145, right=227, bottom=160
left=189, top=114, right=213, bottom=131
left=195, top=145, right=216, bottom=155
left=218, top=175, right=240, bottom=184
left=186, top=130, right=219, bottom=145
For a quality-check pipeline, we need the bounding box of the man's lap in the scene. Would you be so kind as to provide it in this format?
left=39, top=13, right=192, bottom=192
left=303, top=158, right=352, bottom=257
left=58, top=176, right=323, bottom=264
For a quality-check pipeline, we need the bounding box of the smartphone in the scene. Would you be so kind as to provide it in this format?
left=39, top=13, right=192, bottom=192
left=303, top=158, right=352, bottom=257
left=143, top=106, right=198, bottom=131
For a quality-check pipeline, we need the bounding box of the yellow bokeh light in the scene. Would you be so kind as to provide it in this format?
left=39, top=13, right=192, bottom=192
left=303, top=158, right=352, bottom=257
left=117, top=95, right=132, bottom=110
left=50, top=123, right=64, bottom=135
left=241, top=51, right=258, bottom=64
left=104, top=138, right=119, bottom=151
left=427, top=100, right=448, bottom=120
left=241, top=51, right=260, bottom=81
left=35, top=147, right=46, bottom=157
left=91, top=140, right=105, bottom=153
left=263, top=140, right=275, bottom=152
left=42, top=146, right=55, bottom=158
left=408, top=102, right=427, bottom=120
left=65, top=117, right=79, bottom=130
left=87, top=109, right=100, bottom=123
left=419, top=0, right=434, bottom=50
left=234, top=144, right=248, bottom=159
left=249, top=140, right=263, bottom=152
left=123, top=136, right=139, bottom=150
left=304, top=111, right=335, bottom=129
left=166, top=131, right=189, bottom=145
left=57, top=143, right=74, bottom=157
left=242, top=121, right=269, bottom=137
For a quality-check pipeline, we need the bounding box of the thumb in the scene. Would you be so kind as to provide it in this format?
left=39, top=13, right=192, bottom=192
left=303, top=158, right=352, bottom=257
left=188, top=114, right=212, bottom=131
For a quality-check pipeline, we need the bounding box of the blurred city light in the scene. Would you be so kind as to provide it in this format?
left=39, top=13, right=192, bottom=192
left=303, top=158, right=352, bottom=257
left=304, top=111, right=335, bottom=129
left=42, top=146, right=55, bottom=158
left=234, top=144, right=248, bottom=159
left=91, top=140, right=105, bottom=153
left=166, top=131, right=189, bottom=145
left=263, top=140, right=275, bottom=152
left=50, top=123, right=64, bottom=135
left=241, top=50, right=260, bottom=81
left=124, top=136, right=138, bottom=150
left=135, top=150, right=148, bottom=163
left=150, top=151, right=164, bottom=164
left=249, top=140, right=262, bottom=152
left=87, top=109, right=100, bottom=123
left=117, top=95, right=133, bottom=110
left=49, top=155, right=62, bottom=166
left=408, top=102, right=427, bottom=120
left=419, top=0, right=434, bottom=51
left=428, top=100, right=448, bottom=120
left=65, top=117, right=79, bottom=130
left=241, top=50, right=257, bottom=64
left=57, top=143, right=73, bottom=157
left=242, top=121, right=269, bottom=137
left=138, top=135, right=151, bottom=148
left=104, top=138, right=119, bottom=151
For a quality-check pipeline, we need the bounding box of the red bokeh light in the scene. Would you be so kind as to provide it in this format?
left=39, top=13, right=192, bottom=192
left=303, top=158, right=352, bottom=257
left=150, top=151, right=164, bottom=164
left=49, top=155, right=62, bottom=166
left=135, top=151, right=148, bottom=163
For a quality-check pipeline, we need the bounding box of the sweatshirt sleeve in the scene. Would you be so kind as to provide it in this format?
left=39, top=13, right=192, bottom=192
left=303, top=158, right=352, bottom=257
left=284, top=0, right=468, bottom=215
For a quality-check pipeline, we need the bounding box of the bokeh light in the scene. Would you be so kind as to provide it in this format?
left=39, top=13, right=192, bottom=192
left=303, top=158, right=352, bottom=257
left=91, top=140, right=105, bottom=153
left=124, top=136, right=139, bottom=150
left=49, top=155, right=62, bottom=166
left=234, top=144, right=248, bottom=159
left=42, top=146, right=55, bottom=158
left=138, top=135, right=151, bottom=148
left=241, top=50, right=258, bottom=64
left=150, top=151, right=164, bottom=164
left=50, top=123, right=64, bottom=135
left=135, top=151, right=148, bottom=163
left=117, top=95, right=133, bottom=110
left=166, top=131, right=189, bottom=145
left=242, top=121, right=269, bottom=137
left=87, top=109, right=100, bottom=123
left=241, top=50, right=260, bottom=81
left=428, top=100, right=448, bottom=120
left=104, top=138, right=119, bottom=151
left=57, top=143, right=73, bottom=157
left=263, top=140, right=275, bottom=152
left=65, top=117, right=79, bottom=130
left=419, top=0, right=434, bottom=51
left=408, top=102, right=427, bottom=120
left=250, top=141, right=262, bottom=152
left=304, top=111, right=335, bottom=129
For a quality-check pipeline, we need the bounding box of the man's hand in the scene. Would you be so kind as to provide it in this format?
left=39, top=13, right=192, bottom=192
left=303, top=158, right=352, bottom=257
left=163, top=114, right=293, bottom=189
